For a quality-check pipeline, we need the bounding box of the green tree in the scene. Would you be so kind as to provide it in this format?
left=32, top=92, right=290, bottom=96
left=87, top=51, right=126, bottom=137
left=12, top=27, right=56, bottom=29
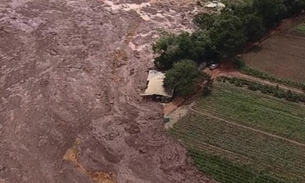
left=153, top=33, right=180, bottom=70
left=229, top=1, right=255, bottom=17
left=242, top=14, right=266, bottom=41
left=153, top=0, right=305, bottom=72
left=193, top=13, right=218, bottom=29
left=208, top=12, right=247, bottom=59
left=253, top=0, right=287, bottom=28
left=191, top=30, right=217, bottom=62
left=164, top=59, right=202, bottom=96
left=153, top=32, right=197, bottom=70
left=283, top=0, right=305, bottom=16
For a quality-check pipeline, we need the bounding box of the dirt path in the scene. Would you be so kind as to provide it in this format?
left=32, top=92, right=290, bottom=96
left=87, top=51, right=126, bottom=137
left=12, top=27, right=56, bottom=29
left=165, top=106, right=188, bottom=130
left=189, top=104, right=305, bottom=148
left=209, top=66, right=304, bottom=94
left=163, top=96, right=185, bottom=115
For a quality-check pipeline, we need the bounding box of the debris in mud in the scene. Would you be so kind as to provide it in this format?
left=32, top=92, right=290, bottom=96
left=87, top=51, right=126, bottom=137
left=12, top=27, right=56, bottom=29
left=90, top=172, right=115, bottom=183
left=63, top=139, right=115, bottom=183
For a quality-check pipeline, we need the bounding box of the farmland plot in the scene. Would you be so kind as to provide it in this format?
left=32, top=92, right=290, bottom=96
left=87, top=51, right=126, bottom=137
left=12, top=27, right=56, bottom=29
left=195, top=82, right=305, bottom=143
left=169, top=82, right=305, bottom=183
left=242, top=18, right=305, bottom=83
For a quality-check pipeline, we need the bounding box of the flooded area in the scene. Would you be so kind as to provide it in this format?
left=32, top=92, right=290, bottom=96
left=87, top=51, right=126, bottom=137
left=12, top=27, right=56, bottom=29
left=0, top=0, right=214, bottom=182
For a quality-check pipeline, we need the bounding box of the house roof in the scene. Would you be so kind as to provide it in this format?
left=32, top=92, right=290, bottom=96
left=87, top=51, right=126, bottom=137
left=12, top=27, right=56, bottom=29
left=146, top=70, right=162, bottom=81
left=141, top=70, right=173, bottom=97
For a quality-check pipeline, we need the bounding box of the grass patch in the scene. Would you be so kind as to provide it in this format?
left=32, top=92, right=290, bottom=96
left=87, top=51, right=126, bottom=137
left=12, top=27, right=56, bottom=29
left=293, top=23, right=305, bottom=34
left=196, top=82, right=305, bottom=143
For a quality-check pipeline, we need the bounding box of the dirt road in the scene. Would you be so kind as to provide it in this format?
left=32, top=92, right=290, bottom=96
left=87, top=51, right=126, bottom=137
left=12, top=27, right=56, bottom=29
left=209, top=65, right=304, bottom=94
left=0, top=1, right=215, bottom=183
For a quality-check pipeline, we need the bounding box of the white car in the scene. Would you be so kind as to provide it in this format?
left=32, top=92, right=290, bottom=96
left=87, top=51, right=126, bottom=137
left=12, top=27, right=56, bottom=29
left=209, top=63, right=219, bottom=70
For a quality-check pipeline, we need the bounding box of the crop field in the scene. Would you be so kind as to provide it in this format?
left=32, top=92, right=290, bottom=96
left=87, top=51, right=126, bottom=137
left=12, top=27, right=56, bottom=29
left=169, top=82, right=305, bottom=183
left=242, top=20, right=305, bottom=83
left=195, top=82, right=305, bottom=143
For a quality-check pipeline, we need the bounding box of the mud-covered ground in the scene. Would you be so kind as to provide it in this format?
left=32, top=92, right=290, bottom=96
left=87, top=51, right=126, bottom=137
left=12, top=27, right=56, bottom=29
left=0, top=0, right=216, bottom=182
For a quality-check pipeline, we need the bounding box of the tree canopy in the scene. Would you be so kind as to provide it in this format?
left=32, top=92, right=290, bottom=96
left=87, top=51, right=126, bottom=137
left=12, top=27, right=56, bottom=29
left=153, top=0, right=305, bottom=96
left=164, top=60, right=202, bottom=96
left=153, top=0, right=305, bottom=72
left=153, top=32, right=197, bottom=70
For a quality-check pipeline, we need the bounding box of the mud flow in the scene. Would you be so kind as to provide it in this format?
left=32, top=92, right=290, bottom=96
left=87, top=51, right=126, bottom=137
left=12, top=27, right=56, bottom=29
left=0, top=0, right=215, bottom=182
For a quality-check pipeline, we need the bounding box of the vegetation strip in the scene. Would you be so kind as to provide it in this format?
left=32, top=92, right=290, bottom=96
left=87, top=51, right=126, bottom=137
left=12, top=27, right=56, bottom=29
left=217, top=76, right=305, bottom=103
left=240, top=66, right=305, bottom=90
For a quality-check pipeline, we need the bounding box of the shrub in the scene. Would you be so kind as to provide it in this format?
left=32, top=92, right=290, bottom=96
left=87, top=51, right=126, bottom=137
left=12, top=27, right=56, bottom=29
left=234, top=57, right=245, bottom=69
left=248, top=83, right=259, bottom=91
left=202, top=86, right=212, bottom=97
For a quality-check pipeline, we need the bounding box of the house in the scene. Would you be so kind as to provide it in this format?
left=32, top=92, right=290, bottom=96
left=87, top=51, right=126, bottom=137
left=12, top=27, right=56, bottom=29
left=141, top=70, right=173, bottom=103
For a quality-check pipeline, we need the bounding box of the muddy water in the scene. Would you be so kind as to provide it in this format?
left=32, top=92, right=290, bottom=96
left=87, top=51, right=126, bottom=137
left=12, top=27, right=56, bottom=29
left=0, top=0, right=215, bottom=182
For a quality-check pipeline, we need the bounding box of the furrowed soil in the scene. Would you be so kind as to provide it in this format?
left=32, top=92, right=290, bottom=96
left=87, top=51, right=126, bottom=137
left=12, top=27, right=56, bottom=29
left=0, top=1, right=215, bottom=183
left=242, top=15, right=305, bottom=83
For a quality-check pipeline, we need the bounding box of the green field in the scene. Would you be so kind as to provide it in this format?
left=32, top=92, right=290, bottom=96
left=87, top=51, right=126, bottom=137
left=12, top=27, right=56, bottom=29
left=169, top=82, right=305, bottom=183
left=195, top=82, right=305, bottom=143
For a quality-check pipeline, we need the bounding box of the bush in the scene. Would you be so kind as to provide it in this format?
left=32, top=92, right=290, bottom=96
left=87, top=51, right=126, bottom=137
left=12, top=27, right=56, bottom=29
left=273, top=90, right=286, bottom=99
left=300, top=95, right=305, bottom=102
left=202, top=86, right=212, bottom=97
left=285, top=90, right=300, bottom=102
left=241, top=66, right=305, bottom=90
left=234, top=57, right=246, bottom=69
left=247, top=83, right=260, bottom=91
left=234, top=80, right=244, bottom=87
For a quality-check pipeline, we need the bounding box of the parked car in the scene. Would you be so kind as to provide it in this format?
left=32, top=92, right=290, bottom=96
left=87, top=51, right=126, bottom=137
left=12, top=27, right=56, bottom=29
left=209, top=63, right=219, bottom=70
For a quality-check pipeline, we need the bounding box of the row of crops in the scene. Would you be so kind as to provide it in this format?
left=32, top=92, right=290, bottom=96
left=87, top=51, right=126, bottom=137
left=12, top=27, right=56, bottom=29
left=195, top=82, right=305, bottom=143
left=168, top=82, right=305, bottom=183
left=190, top=149, right=287, bottom=183
left=169, top=113, right=305, bottom=183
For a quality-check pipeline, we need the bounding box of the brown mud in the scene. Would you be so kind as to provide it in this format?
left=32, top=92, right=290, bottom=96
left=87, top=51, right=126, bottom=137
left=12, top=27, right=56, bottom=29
left=0, top=0, right=215, bottom=183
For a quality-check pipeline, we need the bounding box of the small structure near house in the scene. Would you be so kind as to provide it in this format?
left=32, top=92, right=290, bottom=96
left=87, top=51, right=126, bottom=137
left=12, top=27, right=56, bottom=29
left=141, top=70, right=173, bottom=103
